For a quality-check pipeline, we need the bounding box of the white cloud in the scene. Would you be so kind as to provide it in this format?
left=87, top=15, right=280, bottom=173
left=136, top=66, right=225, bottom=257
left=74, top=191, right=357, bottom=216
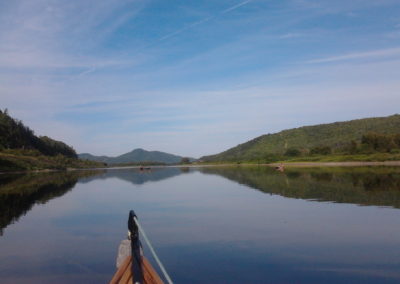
left=0, top=0, right=143, bottom=71
left=1, top=0, right=400, bottom=158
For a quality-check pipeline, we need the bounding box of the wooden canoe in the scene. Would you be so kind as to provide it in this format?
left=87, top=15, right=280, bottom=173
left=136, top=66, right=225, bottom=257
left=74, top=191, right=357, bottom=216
left=110, top=210, right=166, bottom=284
left=110, top=255, right=164, bottom=284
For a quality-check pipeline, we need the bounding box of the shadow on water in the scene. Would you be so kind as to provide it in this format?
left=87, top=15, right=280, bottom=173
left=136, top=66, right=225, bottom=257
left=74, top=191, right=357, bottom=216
left=199, top=166, right=400, bottom=209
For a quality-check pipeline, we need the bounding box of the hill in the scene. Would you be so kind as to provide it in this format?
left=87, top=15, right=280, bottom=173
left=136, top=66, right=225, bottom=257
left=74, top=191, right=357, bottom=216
left=0, top=109, right=77, bottom=158
left=0, top=109, right=104, bottom=171
left=201, top=114, right=400, bottom=162
left=79, top=148, right=189, bottom=164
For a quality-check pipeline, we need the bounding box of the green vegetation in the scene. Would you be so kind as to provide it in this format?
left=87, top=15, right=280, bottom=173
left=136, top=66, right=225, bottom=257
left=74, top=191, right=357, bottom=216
left=280, top=153, right=400, bottom=163
left=0, top=109, right=77, bottom=157
left=310, top=145, right=332, bottom=155
left=0, top=110, right=104, bottom=172
left=0, top=149, right=105, bottom=172
left=201, top=114, right=400, bottom=163
left=284, top=148, right=301, bottom=157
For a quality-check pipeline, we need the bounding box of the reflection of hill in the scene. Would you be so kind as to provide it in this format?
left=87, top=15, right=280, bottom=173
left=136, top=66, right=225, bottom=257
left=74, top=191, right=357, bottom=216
left=0, top=167, right=190, bottom=236
left=199, top=167, right=400, bottom=208
left=0, top=170, right=103, bottom=235
left=78, top=167, right=190, bottom=185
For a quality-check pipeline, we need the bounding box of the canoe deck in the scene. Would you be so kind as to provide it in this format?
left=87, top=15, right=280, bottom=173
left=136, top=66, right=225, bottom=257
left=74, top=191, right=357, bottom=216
left=110, top=255, right=164, bottom=284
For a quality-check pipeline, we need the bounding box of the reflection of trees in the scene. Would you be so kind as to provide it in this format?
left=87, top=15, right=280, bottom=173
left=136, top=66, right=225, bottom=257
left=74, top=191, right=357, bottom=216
left=180, top=167, right=190, bottom=173
left=199, top=166, right=400, bottom=208
left=0, top=167, right=192, bottom=236
left=0, top=170, right=104, bottom=236
left=310, top=172, right=333, bottom=182
left=362, top=174, right=400, bottom=191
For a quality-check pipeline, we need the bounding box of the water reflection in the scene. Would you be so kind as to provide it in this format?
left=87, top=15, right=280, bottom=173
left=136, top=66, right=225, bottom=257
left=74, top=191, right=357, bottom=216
left=0, top=170, right=104, bottom=235
left=1, top=166, right=400, bottom=236
left=0, top=166, right=400, bottom=283
left=79, top=166, right=190, bottom=185
left=200, top=166, right=400, bottom=208
left=0, top=167, right=191, bottom=236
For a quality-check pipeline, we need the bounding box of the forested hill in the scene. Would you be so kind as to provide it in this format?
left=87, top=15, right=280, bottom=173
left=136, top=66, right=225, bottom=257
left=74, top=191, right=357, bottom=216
left=79, top=148, right=187, bottom=164
left=0, top=109, right=77, bottom=158
left=201, top=114, right=400, bottom=162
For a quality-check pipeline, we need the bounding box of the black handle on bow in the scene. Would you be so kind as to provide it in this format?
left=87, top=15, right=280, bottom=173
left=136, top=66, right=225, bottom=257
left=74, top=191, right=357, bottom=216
left=128, top=210, right=143, bottom=284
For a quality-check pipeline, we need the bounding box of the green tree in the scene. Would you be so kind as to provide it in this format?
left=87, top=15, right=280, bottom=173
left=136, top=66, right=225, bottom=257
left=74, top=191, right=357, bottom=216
left=284, top=148, right=301, bottom=157
left=0, top=110, right=77, bottom=158
left=310, top=145, right=332, bottom=155
left=393, top=134, right=400, bottom=148
left=362, top=132, right=396, bottom=152
left=349, top=140, right=358, bottom=154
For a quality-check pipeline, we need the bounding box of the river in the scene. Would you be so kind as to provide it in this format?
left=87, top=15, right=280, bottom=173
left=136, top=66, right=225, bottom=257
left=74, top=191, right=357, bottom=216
left=1, top=166, right=400, bottom=283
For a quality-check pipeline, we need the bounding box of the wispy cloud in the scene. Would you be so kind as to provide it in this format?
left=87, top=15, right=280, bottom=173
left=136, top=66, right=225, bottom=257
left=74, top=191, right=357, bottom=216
left=2, top=0, right=400, bottom=157
left=0, top=0, right=143, bottom=71
left=158, top=17, right=213, bottom=42
left=158, top=0, right=252, bottom=42
left=306, top=47, right=400, bottom=64
left=221, top=0, right=252, bottom=14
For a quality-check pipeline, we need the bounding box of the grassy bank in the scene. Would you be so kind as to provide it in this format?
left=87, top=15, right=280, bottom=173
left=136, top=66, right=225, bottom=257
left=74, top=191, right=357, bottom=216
left=0, top=149, right=105, bottom=172
left=196, top=153, right=400, bottom=166
left=279, top=153, right=400, bottom=163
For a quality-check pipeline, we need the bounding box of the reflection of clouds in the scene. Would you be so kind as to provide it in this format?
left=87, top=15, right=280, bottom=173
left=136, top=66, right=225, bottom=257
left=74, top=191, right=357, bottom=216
left=1, top=168, right=400, bottom=282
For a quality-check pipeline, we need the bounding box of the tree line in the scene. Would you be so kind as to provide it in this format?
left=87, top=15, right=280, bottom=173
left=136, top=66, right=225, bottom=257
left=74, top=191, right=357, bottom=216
left=284, top=132, right=400, bottom=157
left=0, top=109, right=77, bottom=158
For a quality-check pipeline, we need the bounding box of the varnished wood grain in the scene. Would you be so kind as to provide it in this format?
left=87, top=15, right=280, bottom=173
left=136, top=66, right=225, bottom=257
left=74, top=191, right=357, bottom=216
left=110, top=256, right=164, bottom=284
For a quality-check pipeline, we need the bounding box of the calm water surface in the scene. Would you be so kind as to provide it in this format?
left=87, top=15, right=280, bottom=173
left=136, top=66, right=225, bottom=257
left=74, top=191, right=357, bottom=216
left=1, top=166, right=400, bottom=283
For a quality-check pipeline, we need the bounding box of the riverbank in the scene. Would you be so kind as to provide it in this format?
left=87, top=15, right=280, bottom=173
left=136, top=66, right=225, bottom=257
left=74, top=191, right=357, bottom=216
left=3, top=152, right=400, bottom=173
left=199, top=152, right=400, bottom=166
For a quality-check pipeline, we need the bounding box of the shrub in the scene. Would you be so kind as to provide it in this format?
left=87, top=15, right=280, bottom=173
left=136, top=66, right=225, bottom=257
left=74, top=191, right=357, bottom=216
left=310, top=145, right=332, bottom=155
left=284, top=148, right=301, bottom=157
left=362, top=132, right=396, bottom=152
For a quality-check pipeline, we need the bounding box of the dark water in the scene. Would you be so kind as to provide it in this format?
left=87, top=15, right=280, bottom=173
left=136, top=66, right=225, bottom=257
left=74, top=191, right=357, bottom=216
left=1, top=166, right=400, bottom=284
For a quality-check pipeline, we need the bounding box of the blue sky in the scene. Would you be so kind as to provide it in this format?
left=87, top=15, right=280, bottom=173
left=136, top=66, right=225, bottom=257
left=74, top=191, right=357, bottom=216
left=1, top=0, right=400, bottom=157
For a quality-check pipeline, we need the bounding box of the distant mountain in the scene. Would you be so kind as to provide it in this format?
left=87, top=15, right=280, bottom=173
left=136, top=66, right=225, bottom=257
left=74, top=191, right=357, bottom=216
left=79, top=148, right=190, bottom=164
left=201, top=114, right=400, bottom=162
